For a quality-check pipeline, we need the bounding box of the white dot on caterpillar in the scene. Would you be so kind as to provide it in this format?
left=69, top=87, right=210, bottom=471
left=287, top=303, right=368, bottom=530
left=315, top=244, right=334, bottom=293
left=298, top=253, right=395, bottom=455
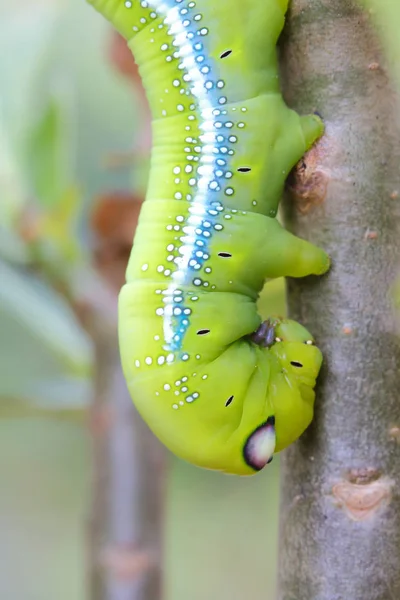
left=179, top=401, right=185, bottom=406
left=181, top=386, right=188, bottom=393
left=182, top=354, right=190, bottom=361
left=196, top=355, right=201, bottom=360
left=192, top=393, right=199, bottom=399
left=167, top=354, right=175, bottom=363
left=172, top=404, right=179, bottom=410
left=158, top=356, right=166, bottom=365
left=164, top=384, right=171, bottom=391
left=275, top=337, right=282, bottom=342
left=186, top=396, right=194, bottom=403
left=156, top=308, right=164, bottom=316
left=145, top=357, right=153, bottom=365
left=175, top=391, right=180, bottom=396
left=157, top=265, right=164, bottom=273
left=135, top=360, right=140, bottom=368
left=154, top=335, right=160, bottom=341
left=141, top=263, right=149, bottom=271
left=238, top=122, right=245, bottom=128
left=202, top=374, right=208, bottom=380
left=173, top=166, right=181, bottom=174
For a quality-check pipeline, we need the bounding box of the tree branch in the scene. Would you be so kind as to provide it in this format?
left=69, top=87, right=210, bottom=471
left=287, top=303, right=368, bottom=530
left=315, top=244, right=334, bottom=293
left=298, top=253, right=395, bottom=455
left=278, top=1, right=400, bottom=598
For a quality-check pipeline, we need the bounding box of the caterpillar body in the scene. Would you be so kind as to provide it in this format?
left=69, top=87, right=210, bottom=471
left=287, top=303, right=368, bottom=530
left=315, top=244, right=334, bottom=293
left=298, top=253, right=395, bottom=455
left=88, top=0, right=330, bottom=475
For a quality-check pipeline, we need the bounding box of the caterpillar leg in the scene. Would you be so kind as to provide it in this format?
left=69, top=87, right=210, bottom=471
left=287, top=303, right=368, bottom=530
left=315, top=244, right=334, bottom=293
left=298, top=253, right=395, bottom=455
left=261, top=222, right=330, bottom=279
left=299, top=113, right=324, bottom=150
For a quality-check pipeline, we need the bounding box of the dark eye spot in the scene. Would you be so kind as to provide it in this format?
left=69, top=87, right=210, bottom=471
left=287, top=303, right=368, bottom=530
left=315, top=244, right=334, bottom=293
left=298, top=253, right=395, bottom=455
left=243, top=416, right=276, bottom=471
left=220, top=49, right=232, bottom=59
left=237, top=167, right=251, bottom=173
left=290, top=361, right=303, bottom=368
left=225, top=395, right=234, bottom=407
left=197, top=329, right=210, bottom=335
left=218, top=252, right=232, bottom=258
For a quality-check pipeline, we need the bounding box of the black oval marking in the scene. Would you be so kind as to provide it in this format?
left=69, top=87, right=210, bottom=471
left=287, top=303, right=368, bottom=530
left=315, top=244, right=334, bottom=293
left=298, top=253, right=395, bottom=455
left=197, top=329, right=210, bottom=336
left=290, top=361, right=303, bottom=368
left=237, top=167, right=251, bottom=173
left=220, top=49, right=232, bottom=59
left=218, top=252, right=232, bottom=258
left=225, top=395, right=234, bottom=407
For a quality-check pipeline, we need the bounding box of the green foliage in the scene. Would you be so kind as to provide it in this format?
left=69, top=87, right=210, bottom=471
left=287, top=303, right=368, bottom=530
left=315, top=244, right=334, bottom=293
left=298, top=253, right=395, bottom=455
left=25, top=95, right=74, bottom=210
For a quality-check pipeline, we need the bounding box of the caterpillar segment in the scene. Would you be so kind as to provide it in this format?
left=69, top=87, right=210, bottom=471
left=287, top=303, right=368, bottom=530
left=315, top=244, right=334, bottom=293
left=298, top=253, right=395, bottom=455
left=87, top=0, right=329, bottom=475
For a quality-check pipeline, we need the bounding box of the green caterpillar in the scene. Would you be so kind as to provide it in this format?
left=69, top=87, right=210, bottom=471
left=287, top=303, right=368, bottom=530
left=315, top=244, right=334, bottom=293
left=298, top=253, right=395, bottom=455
left=88, top=0, right=330, bottom=475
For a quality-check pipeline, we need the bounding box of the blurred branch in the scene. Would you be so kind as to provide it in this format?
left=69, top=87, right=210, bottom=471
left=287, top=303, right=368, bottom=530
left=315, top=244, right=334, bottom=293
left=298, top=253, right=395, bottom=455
left=278, top=1, right=400, bottom=598
left=104, top=365, right=165, bottom=600
left=86, top=193, right=165, bottom=600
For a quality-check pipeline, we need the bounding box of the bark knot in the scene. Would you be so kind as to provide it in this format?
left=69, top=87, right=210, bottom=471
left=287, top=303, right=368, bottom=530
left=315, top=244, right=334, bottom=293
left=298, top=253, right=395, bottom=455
left=332, top=473, right=393, bottom=521
left=287, top=145, right=329, bottom=214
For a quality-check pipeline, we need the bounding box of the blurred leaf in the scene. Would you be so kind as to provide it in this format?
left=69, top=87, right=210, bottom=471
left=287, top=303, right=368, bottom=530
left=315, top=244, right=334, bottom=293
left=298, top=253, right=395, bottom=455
left=0, top=227, right=29, bottom=266
left=26, top=96, right=73, bottom=209
left=0, top=260, right=93, bottom=412
left=33, top=184, right=82, bottom=266
left=0, top=259, right=93, bottom=377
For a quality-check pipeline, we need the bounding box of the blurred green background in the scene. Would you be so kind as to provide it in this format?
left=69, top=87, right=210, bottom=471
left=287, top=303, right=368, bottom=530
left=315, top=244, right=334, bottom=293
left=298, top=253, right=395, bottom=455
left=0, top=1, right=285, bottom=598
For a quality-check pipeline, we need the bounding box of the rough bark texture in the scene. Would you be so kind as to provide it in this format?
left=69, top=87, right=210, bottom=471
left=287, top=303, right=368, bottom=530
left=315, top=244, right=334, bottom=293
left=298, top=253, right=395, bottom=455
left=278, top=1, right=400, bottom=599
